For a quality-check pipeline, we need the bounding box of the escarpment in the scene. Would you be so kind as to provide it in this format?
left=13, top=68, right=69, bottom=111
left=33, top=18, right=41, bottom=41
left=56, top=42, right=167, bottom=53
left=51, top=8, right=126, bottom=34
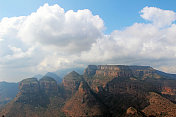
left=84, top=65, right=170, bottom=80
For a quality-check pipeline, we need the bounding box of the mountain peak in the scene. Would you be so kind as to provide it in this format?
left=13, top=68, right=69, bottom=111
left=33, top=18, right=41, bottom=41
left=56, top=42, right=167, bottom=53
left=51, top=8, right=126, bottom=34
left=20, top=78, right=38, bottom=84
left=19, top=78, right=39, bottom=94
left=63, top=71, right=83, bottom=94
left=69, top=71, right=80, bottom=75
left=39, top=76, right=58, bottom=95
left=39, top=76, right=56, bottom=82
left=63, top=71, right=81, bottom=80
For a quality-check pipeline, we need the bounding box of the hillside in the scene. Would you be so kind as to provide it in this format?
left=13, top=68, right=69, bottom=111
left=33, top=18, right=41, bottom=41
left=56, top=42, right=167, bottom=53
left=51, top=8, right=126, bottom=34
left=0, top=82, right=18, bottom=109
left=143, top=92, right=176, bottom=117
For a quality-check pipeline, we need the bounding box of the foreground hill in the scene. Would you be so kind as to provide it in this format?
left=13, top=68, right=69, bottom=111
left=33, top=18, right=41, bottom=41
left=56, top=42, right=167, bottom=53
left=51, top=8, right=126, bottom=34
left=0, top=65, right=176, bottom=117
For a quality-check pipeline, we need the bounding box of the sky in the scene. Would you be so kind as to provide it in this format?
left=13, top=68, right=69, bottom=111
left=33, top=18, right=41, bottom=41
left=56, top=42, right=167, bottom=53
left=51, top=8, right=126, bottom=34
left=0, top=0, right=176, bottom=82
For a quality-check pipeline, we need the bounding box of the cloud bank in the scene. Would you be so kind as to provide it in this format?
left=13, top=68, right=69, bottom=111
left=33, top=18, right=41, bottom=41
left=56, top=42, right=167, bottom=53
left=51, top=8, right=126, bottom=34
left=0, top=4, right=176, bottom=82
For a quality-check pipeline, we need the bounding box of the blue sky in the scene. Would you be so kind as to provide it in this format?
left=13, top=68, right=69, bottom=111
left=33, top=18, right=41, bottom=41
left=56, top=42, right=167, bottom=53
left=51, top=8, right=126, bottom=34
left=1, top=0, right=176, bottom=33
left=1, top=0, right=176, bottom=82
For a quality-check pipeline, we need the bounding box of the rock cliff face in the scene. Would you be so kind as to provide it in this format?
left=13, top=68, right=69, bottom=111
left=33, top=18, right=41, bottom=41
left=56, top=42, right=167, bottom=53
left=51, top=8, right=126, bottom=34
left=96, top=65, right=133, bottom=78
left=129, top=66, right=161, bottom=79
left=84, top=65, right=97, bottom=77
left=19, top=77, right=58, bottom=96
left=63, top=71, right=83, bottom=95
left=16, top=78, right=49, bottom=107
left=84, top=65, right=172, bottom=80
left=83, top=65, right=176, bottom=116
left=84, top=65, right=173, bottom=92
left=84, top=65, right=133, bottom=78
left=39, top=76, right=58, bottom=95
left=85, top=65, right=134, bottom=91
left=19, top=78, right=40, bottom=94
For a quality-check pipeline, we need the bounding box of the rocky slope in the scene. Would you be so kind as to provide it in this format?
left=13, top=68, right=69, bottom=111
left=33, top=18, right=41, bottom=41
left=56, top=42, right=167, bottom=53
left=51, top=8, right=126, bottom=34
left=142, top=92, right=176, bottom=117
left=63, top=81, right=110, bottom=117
left=0, top=65, right=176, bottom=117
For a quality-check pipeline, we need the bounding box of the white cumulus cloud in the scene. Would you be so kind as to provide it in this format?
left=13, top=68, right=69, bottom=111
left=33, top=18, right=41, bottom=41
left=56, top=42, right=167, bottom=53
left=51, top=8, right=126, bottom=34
left=0, top=5, right=176, bottom=82
left=140, top=6, right=176, bottom=28
left=18, top=3, right=104, bottom=53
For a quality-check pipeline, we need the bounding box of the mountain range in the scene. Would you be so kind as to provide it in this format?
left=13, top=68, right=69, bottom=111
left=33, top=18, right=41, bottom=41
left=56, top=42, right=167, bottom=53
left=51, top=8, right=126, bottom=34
left=0, top=65, right=176, bottom=117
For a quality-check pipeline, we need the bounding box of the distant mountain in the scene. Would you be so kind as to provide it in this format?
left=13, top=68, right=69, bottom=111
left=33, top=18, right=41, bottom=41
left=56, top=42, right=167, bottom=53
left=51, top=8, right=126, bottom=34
left=33, top=67, right=84, bottom=83
left=33, top=72, right=63, bottom=84
left=45, top=72, right=62, bottom=84
left=0, top=82, right=18, bottom=109
left=55, top=67, right=84, bottom=78
left=1, top=65, right=176, bottom=117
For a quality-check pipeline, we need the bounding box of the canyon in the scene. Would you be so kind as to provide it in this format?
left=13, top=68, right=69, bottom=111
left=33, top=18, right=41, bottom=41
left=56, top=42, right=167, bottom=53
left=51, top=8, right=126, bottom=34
left=0, top=65, right=176, bottom=117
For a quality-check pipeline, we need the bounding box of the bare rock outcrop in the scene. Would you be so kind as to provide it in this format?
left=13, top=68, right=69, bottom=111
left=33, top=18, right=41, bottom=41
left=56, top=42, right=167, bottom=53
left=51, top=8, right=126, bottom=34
left=125, top=107, right=145, bottom=117
left=19, top=78, right=40, bottom=94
